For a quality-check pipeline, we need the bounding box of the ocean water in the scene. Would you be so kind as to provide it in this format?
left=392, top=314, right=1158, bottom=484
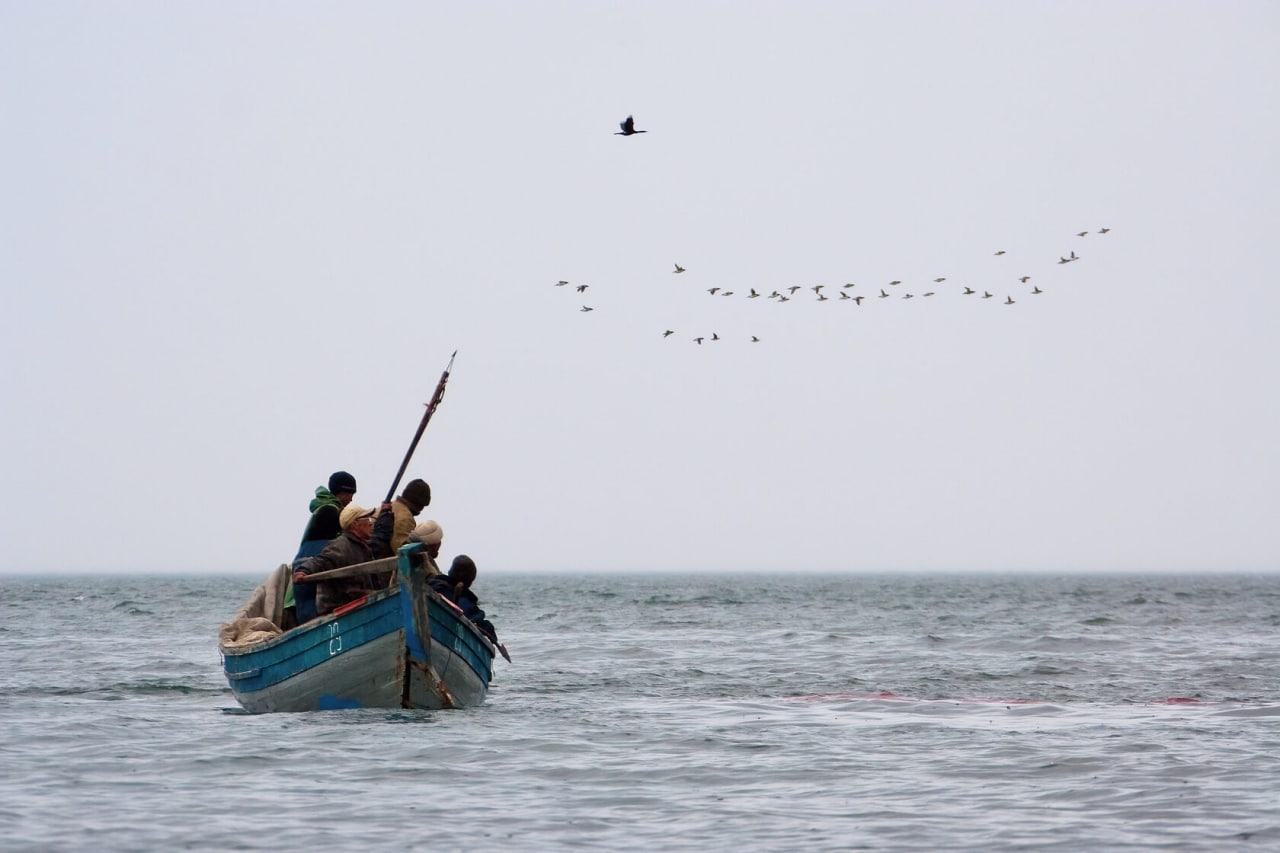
left=1, top=572, right=1278, bottom=851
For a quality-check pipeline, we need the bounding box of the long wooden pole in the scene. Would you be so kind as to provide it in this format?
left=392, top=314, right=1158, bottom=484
left=385, top=351, right=456, bottom=504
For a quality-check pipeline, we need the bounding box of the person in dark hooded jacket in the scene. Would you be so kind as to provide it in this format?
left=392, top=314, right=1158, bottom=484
left=285, top=471, right=358, bottom=624
left=429, top=554, right=498, bottom=645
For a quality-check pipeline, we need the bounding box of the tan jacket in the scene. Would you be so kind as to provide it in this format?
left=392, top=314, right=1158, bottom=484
left=390, top=498, right=417, bottom=552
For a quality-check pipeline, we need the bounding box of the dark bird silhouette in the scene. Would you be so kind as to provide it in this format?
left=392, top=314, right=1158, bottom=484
left=555, top=280, right=568, bottom=286
left=673, top=263, right=685, bottom=273
left=787, top=286, right=802, bottom=295
left=853, top=295, right=864, bottom=304
left=1098, top=227, right=1111, bottom=234
left=663, top=329, right=675, bottom=338
left=1070, top=250, right=1078, bottom=260
left=963, top=287, right=976, bottom=295
left=994, top=250, right=1006, bottom=256
left=889, top=280, right=902, bottom=286
left=615, top=115, right=647, bottom=136
left=1032, top=286, right=1043, bottom=294
left=751, top=336, right=760, bottom=343
left=903, top=293, right=915, bottom=299
left=812, top=285, right=825, bottom=294
left=708, top=287, right=720, bottom=295
left=817, top=293, right=829, bottom=301
left=839, top=291, right=852, bottom=300
left=1058, top=257, right=1071, bottom=265
left=843, top=283, right=856, bottom=289
left=1005, top=296, right=1016, bottom=305
left=924, top=291, right=935, bottom=297
left=694, top=336, right=704, bottom=345
left=711, top=333, right=720, bottom=341
left=1076, top=231, right=1088, bottom=237
left=778, top=295, right=791, bottom=302
left=880, top=289, right=890, bottom=298
left=576, top=284, right=588, bottom=292
left=581, top=306, right=593, bottom=312
left=982, top=291, right=994, bottom=299
left=769, top=290, right=781, bottom=299
left=721, top=291, right=734, bottom=296
left=933, top=277, right=946, bottom=283
left=748, top=289, right=760, bottom=298
left=1019, top=276, right=1031, bottom=283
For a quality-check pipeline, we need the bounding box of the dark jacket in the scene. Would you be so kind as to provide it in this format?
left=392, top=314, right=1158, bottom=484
left=370, top=509, right=396, bottom=560
left=429, top=575, right=498, bottom=644
left=297, top=531, right=377, bottom=616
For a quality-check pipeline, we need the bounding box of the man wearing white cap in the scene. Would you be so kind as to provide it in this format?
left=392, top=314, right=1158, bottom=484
left=294, top=503, right=384, bottom=617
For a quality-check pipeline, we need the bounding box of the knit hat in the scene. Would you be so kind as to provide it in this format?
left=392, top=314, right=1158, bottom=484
left=328, top=471, right=357, bottom=495
left=338, top=504, right=375, bottom=529
left=448, top=554, right=477, bottom=585
left=408, top=520, right=443, bottom=546
left=401, top=478, right=431, bottom=513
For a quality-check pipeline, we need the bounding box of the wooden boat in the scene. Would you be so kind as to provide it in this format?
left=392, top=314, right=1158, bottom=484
left=219, top=544, right=495, bottom=713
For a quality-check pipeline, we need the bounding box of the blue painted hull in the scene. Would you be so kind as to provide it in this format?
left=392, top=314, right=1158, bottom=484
left=221, top=549, right=494, bottom=712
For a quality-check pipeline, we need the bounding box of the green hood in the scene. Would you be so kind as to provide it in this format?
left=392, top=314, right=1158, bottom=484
left=310, top=487, right=344, bottom=514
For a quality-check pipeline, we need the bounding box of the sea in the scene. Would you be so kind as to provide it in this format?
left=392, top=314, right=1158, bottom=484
left=1, top=572, right=1277, bottom=851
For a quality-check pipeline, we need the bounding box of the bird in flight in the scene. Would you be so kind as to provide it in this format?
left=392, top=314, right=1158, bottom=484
left=924, top=291, right=935, bottom=297
left=751, top=336, right=760, bottom=343
left=721, top=291, right=734, bottom=296
left=778, top=295, right=791, bottom=302
left=555, top=280, right=568, bottom=287
left=711, top=333, right=720, bottom=341
left=748, top=289, right=760, bottom=298
left=853, top=295, right=864, bottom=304
left=708, top=287, right=720, bottom=295
left=1005, top=296, right=1016, bottom=305
left=663, top=329, right=675, bottom=338
left=615, top=115, right=647, bottom=136
left=817, top=293, right=829, bottom=301
left=1098, top=227, right=1111, bottom=234
left=576, top=284, right=588, bottom=292
left=839, top=291, right=852, bottom=300
left=889, top=280, right=902, bottom=286
left=963, top=287, right=976, bottom=295
left=902, top=293, right=915, bottom=299
left=843, top=283, right=856, bottom=289
left=933, top=277, right=946, bottom=283
left=994, top=250, right=1007, bottom=256
left=673, top=263, right=685, bottom=273
left=694, top=336, right=704, bottom=345
left=787, top=286, right=802, bottom=295
left=1019, top=276, right=1031, bottom=283
left=1032, top=286, right=1043, bottom=294
left=1076, top=231, right=1088, bottom=237
left=581, top=306, right=593, bottom=312
left=879, top=289, right=890, bottom=298
left=982, top=291, right=993, bottom=299
left=812, top=285, right=825, bottom=294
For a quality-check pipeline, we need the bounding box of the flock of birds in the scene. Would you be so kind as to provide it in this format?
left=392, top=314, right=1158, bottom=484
left=550, top=116, right=1112, bottom=345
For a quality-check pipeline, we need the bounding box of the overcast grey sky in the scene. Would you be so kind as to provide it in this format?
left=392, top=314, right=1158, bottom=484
left=2, top=1, right=1276, bottom=574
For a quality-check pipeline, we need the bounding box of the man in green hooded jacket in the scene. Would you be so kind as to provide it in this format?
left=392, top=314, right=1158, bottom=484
left=284, top=470, right=357, bottom=625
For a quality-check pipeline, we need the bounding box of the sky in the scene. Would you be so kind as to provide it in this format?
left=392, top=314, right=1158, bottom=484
left=2, top=1, right=1277, bottom=574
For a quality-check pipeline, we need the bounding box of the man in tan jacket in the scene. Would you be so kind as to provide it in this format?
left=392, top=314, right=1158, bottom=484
left=386, top=478, right=431, bottom=552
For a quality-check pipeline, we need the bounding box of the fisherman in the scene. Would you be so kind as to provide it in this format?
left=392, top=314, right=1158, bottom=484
left=294, top=503, right=385, bottom=618
left=429, top=554, right=499, bottom=646
left=386, top=478, right=432, bottom=553
left=285, top=470, right=359, bottom=625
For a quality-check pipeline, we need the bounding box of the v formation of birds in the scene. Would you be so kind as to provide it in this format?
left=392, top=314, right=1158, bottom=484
left=552, top=116, right=1112, bottom=344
